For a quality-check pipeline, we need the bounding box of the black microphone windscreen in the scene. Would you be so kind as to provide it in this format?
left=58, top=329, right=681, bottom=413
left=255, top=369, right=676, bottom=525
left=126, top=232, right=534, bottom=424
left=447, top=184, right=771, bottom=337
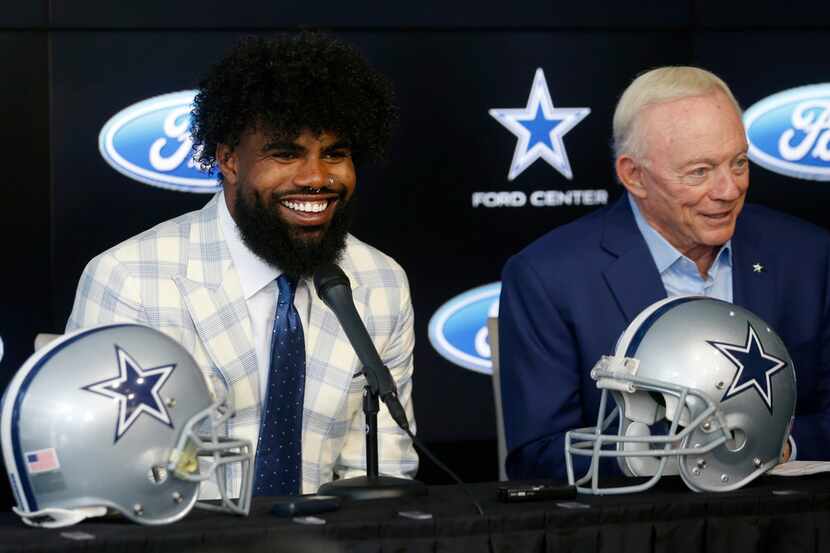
left=311, top=261, right=410, bottom=432
left=313, top=263, right=350, bottom=298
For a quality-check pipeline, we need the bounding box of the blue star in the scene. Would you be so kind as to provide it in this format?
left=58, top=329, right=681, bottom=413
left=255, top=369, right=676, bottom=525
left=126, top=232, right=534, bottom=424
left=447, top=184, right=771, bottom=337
left=83, top=345, right=175, bottom=442
left=709, top=323, right=787, bottom=412
left=489, top=68, right=590, bottom=181
left=520, top=110, right=564, bottom=151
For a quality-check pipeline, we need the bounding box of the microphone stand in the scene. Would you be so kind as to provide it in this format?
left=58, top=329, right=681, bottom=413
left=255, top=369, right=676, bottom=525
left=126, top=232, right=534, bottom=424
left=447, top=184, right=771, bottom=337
left=318, top=383, right=427, bottom=500
left=313, top=263, right=426, bottom=500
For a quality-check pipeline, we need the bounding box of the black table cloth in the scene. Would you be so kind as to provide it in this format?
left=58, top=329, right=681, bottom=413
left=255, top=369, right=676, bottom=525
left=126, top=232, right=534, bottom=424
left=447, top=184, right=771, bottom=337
left=1, top=473, right=829, bottom=552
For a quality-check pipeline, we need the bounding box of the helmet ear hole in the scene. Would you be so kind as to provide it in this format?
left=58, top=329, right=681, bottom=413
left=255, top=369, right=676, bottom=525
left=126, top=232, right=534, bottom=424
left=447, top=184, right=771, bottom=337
left=725, top=428, right=747, bottom=452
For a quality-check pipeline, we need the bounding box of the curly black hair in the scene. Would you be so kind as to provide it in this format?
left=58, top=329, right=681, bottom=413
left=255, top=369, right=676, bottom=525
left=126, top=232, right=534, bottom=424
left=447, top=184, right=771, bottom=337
left=191, top=33, right=396, bottom=176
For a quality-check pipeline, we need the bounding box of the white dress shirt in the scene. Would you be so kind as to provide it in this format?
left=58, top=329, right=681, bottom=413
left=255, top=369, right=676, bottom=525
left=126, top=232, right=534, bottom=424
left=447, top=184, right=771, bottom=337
left=218, top=193, right=312, bottom=402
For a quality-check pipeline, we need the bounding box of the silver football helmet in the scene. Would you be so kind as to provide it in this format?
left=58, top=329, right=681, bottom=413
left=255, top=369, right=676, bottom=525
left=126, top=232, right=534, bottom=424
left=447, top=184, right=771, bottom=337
left=566, top=296, right=796, bottom=494
left=1, top=324, right=253, bottom=527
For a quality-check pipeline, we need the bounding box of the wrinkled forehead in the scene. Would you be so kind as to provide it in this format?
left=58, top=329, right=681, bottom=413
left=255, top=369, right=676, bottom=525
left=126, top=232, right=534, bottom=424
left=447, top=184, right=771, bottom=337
left=638, top=92, right=746, bottom=159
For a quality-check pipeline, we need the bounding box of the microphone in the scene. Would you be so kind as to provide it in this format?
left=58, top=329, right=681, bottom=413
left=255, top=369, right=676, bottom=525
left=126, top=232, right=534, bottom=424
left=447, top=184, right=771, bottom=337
left=313, top=263, right=410, bottom=432
left=314, top=263, right=483, bottom=514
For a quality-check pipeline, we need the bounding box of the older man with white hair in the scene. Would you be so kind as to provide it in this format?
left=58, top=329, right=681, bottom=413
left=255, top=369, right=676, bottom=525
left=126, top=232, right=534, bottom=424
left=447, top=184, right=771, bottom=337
left=499, top=66, right=830, bottom=482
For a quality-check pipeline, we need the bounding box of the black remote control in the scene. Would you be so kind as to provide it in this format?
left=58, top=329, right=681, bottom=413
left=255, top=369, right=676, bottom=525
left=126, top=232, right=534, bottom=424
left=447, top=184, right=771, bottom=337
left=270, top=495, right=342, bottom=517
left=497, top=484, right=577, bottom=503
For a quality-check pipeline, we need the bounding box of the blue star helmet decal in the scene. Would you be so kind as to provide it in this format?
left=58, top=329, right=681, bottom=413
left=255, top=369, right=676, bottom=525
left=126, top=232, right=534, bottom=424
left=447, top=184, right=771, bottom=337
left=489, top=68, right=590, bottom=181
left=708, top=322, right=788, bottom=412
left=83, top=345, right=176, bottom=442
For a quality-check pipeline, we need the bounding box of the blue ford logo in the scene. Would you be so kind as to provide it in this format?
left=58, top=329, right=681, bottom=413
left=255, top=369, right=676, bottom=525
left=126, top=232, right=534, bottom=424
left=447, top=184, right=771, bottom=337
left=744, top=83, right=830, bottom=181
left=98, top=90, right=220, bottom=193
left=428, top=282, right=500, bottom=374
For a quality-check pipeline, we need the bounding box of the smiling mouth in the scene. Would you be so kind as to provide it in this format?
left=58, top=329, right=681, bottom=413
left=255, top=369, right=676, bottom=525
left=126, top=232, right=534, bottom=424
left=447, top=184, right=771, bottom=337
left=703, top=211, right=730, bottom=218
left=275, top=192, right=343, bottom=229
left=281, top=199, right=330, bottom=213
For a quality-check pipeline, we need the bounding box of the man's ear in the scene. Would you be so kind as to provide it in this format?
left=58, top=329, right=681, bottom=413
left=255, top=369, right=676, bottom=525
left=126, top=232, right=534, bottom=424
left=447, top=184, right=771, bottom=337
left=615, top=155, right=647, bottom=199
left=216, top=143, right=238, bottom=186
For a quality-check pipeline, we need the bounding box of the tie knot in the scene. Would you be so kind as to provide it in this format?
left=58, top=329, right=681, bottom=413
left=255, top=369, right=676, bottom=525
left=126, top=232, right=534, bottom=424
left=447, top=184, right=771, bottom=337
left=276, top=274, right=297, bottom=305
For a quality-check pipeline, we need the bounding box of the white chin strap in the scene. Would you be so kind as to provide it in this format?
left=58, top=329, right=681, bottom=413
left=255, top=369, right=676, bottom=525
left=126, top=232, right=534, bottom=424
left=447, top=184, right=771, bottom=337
left=13, top=505, right=108, bottom=528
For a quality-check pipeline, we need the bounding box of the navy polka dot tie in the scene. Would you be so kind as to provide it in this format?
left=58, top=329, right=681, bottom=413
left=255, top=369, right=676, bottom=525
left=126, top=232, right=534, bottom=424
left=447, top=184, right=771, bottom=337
left=253, top=275, right=305, bottom=496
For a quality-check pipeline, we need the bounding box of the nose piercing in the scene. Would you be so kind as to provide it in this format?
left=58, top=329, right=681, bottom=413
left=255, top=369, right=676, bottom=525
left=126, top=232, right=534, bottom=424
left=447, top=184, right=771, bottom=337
left=308, top=175, right=335, bottom=193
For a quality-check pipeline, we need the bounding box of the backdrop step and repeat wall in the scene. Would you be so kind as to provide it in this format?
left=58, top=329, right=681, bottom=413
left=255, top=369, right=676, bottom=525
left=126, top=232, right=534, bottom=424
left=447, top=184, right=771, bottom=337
left=3, top=1, right=830, bottom=509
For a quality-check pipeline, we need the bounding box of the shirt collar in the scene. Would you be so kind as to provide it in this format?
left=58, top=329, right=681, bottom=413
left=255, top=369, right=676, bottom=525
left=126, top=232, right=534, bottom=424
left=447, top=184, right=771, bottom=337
left=628, top=193, right=732, bottom=276
left=218, top=192, right=281, bottom=300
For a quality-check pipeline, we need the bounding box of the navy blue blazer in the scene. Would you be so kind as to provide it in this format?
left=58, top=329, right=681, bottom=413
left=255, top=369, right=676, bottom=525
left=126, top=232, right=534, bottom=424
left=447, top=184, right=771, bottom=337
left=499, top=195, right=830, bottom=482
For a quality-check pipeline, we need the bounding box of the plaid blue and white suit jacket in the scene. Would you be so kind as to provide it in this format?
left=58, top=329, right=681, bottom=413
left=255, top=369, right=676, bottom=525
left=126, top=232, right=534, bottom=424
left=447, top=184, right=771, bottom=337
left=66, top=193, right=418, bottom=495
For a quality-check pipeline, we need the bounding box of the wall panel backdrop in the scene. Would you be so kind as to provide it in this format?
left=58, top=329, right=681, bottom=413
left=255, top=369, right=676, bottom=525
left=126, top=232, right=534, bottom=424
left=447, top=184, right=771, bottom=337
left=695, top=30, right=830, bottom=227
left=1, top=1, right=829, bottom=510
left=48, top=0, right=687, bottom=29
left=0, top=30, right=50, bottom=511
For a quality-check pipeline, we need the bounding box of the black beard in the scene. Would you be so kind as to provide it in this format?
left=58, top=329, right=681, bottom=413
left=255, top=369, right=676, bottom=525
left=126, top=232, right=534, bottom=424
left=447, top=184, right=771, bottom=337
left=233, top=187, right=354, bottom=280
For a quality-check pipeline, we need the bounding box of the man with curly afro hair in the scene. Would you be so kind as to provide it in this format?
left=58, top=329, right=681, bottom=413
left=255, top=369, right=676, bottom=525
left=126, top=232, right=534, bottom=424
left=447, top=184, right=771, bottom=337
left=68, top=34, right=418, bottom=501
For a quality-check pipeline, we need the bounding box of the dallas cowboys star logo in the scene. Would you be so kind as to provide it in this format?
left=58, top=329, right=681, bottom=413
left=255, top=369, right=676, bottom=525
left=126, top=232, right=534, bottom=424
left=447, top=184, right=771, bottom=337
left=708, top=322, right=787, bottom=412
left=83, top=345, right=175, bottom=442
left=489, top=68, right=590, bottom=181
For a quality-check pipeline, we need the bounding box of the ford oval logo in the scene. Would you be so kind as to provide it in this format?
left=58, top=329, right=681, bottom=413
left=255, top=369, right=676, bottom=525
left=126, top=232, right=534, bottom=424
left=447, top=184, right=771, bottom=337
left=98, top=90, right=220, bottom=193
left=744, top=83, right=830, bottom=181
left=428, top=282, right=500, bottom=374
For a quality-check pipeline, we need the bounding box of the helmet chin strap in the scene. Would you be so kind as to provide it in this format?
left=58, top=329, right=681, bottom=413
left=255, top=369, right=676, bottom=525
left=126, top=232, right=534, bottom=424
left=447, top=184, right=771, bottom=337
left=13, top=505, right=108, bottom=528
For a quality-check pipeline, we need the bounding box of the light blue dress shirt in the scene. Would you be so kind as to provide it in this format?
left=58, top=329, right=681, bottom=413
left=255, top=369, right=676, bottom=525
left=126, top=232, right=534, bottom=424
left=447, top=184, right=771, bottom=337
left=628, top=194, right=732, bottom=302
left=627, top=195, right=798, bottom=459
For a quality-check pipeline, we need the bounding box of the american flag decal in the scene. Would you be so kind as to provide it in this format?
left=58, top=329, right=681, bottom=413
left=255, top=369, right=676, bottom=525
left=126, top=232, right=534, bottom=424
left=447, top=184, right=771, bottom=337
left=25, top=448, right=60, bottom=474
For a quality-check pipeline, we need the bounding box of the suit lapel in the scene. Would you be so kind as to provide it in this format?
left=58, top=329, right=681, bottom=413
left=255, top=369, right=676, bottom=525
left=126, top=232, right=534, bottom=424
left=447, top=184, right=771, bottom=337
left=306, top=260, right=364, bottom=386
left=306, top=251, right=376, bottom=402
left=173, top=195, right=259, bottom=412
left=302, top=258, right=366, bottom=478
left=731, top=213, right=777, bottom=322
left=601, top=197, right=667, bottom=323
